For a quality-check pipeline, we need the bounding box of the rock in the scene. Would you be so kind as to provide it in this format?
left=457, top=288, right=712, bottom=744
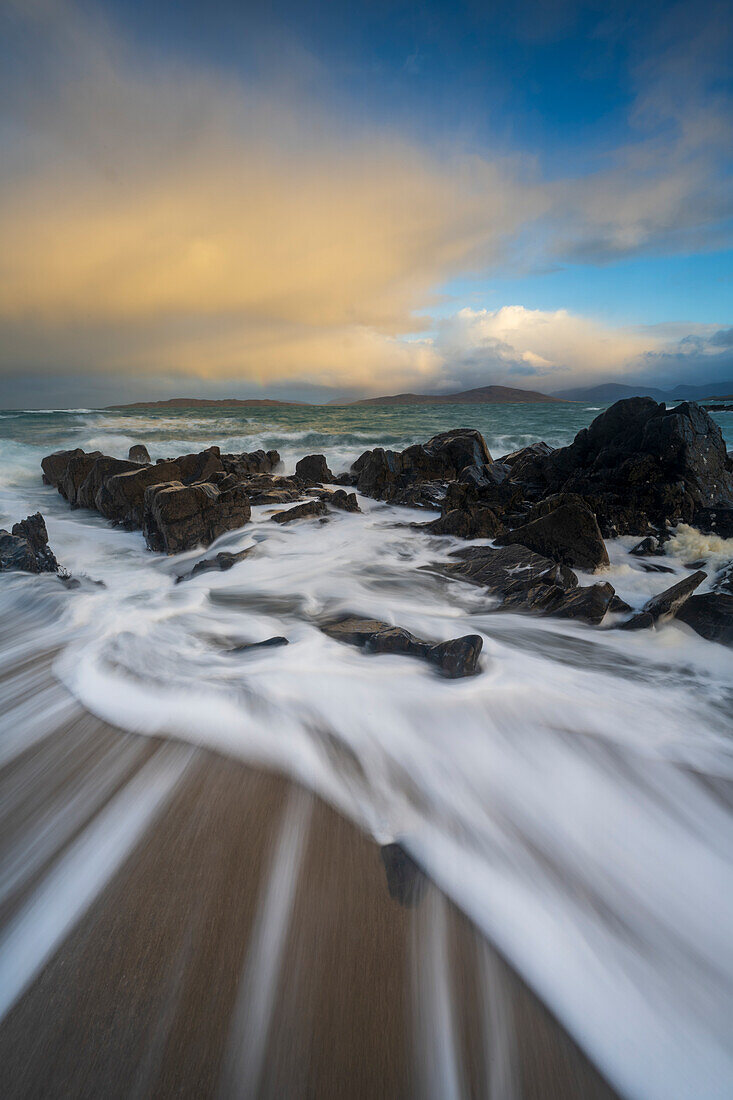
left=505, top=582, right=615, bottom=624
left=496, top=498, right=609, bottom=571
left=174, top=447, right=223, bottom=484
left=637, top=562, right=676, bottom=574
left=460, top=462, right=511, bottom=489
left=77, top=456, right=140, bottom=510
left=174, top=546, right=254, bottom=582
left=311, top=488, right=360, bottom=512
left=41, top=448, right=84, bottom=487
left=271, top=500, right=328, bottom=523
left=220, top=449, right=280, bottom=477
left=352, top=429, right=492, bottom=504
left=676, top=593, right=733, bottom=645
left=442, top=543, right=578, bottom=597
left=320, top=616, right=482, bottom=678
left=143, top=479, right=251, bottom=554
left=1, top=513, right=59, bottom=573
left=57, top=450, right=104, bottom=505
left=522, top=399, right=733, bottom=536
left=295, top=454, right=333, bottom=484
left=96, top=460, right=183, bottom=525
left=619, top=570, right=707, bottom=630
left=428, top=504, right=502, bottom=539
left=128, top=444, right=151, bottom=464
left=692, top=505, right=733, bottom=538
left=499, top=441, right=554, bottom=467
left=630, top=536, right=663, bottom=556
left=235, top=473, right=303, bottom=505
left=609, top=594, right=633, bottom=613
left=380, top=843, right=426, bottom=907
left=228, top=636, right=289, bottom=654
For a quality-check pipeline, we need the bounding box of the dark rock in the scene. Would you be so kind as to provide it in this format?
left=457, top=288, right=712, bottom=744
left=619, top=570, right=707, bottom=630
left=630, top=536, right=664, bottom=556
left=506, top=582, right=615, bottom=624
left=175, top=546, right=254, bottom=582
left=271, top=499, right=328, bottom=524
left=41, top=448, right=83, bottom=488
left=128, top=444, right=151, bottom=464
left=380, top=843, right=426, bottom=907
left=228, top=636, right=289, bottom=654
left=96, top=460, right=183, bottom=525
left=499, top=441, right=554, bottom=467
left=443, top=543, right=578, bottom=597
left=521, top=399, right=733, bottom=536
left=609, top=594, right=633, bottom=613
left=295, top=454, right=334, bottom=485
left=143, top=480, right=251, bottom=554
left=676, top=593, right=733, bottom=645
left=352, top=429, right=492, bottom=505
left=714, top=562, right=733, bottom=594
left=57, top=450, right=104, bottom=505
left=77, top=456, right=140, bottom=510
left=428, top=504, right=502, bottom=539
left=320, top=616, right=482, bottom=678
left=236, top=473, right=303, bottom=506
left=637, top=562, right=676, bottom=574
left=1, top=513, right=59, bottom=573
left=175, top=447, right=223, bottom=484
left=460, top=462, right=511, bottom=489
left=220, top=449, right=281, bottom=477
left=313, top=488, right=360, bottom=512
left=333, top=471, right=358, bottom=487
left=693, top=505, right=733, bottom=538
left=496, top=498, right=609, bottom=571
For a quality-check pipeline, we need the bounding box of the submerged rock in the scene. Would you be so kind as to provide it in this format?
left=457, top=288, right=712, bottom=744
left=128, top=444, right=151, bottom=464
left=174, top=545, right=254, bottom=582
left=380, top=843, right=427, bottom=907
left=321, top=616, right=482, bottom=678
left=676, top=593, right=733, bottom=646
left=271, top=500, right=328, bottom=523
left=228, top=636, right=289, bottom=654
left=1, top=513, right=59, bottom=574
left=496, top=496, right=609, bottom=571
left=619, top=570, right=707, bottom=631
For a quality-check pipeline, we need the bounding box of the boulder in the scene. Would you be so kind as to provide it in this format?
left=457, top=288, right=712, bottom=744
left=271, top=500, right=328, bottom=524
left=312, top=488, right=360, bottom=512
left=676, top=593, right=733, bottom=646
left=499, top=441, right=554, bottom=467
left=220, top=449, right=280, bottom=477
left=128, top=444, right=151, bottom=464
left=519, top=399, right=733, bottom=536
left=618, top=570, right=707, bottom=631
left=442, top=543, right=578, bottom=597
left=96, top=460, right=183, bottom=525
left=630, top=536, right=664, bottom=556
left=143, top=479, right=251, bottom=554
left=496, top=497, right=609, bottom=571
left=428, top=504, right=503, bottom=539
left=41, top=448, right=83, bottom=488
left=174, top=447, right=223, bottom=484
left=295, top=454, right=333, bottom=484
left=460, top=462, right=511, bottom=490
left=1, top=513, right=59, bottom=573
left=504, top=581, right=615, bottom=624
left=692, top=505, right=733, bottom=538
left=77, top=456, right=140, bottom=510
left=235, top=473, right=303, bottom=505
left=57, top=450, right=104, bottom=505
left=320, top=616, right=482, bottom=678
left=352, top=429, right=492, bottom=504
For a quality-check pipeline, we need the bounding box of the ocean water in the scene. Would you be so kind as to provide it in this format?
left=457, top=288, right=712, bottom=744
left=1, top=402, right=733, bottom=1099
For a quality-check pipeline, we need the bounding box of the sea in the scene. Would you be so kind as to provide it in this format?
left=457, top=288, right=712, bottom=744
left=1, top=401, right=732, bottom=1100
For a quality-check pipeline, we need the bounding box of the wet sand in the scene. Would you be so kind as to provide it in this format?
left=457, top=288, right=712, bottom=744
left=0, top=659, right=618, bottom=1099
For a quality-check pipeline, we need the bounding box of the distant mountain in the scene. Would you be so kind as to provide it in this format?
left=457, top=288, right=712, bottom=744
left=554, top=380, right=733, bottom=403
left=348, top=385, right=562, bottom=406
left=106, top=397, right=307, bottom=410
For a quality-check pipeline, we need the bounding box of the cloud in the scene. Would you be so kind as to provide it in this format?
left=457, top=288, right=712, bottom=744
left=0, top=0, right=542, bottom=392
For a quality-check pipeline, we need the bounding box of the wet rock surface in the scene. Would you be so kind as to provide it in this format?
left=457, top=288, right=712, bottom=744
left=352, top=429, right=491, bottom=505
left=676, top=593, right=733, bottom=645
left=496, top=496, right=609, bottom=571
left=295, top=453, right=334, bottom=485
left=619, top=570, right=708, bottom=631
left=128, top=444, right=151, bottom=464
left=143, top=478, right=251, bottom=554
left=1, top=513, right=60, bottom=574
left=271, top=500, right=329, bottom=524
left=321, top=616, right=483, bottom=678
left=174, top=546, right=254, bottom=583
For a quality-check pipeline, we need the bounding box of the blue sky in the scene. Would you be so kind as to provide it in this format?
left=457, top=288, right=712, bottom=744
left=0, top=0, right=731, bottom=405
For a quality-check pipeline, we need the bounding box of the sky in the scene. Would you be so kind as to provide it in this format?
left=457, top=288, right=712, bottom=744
left=0, top=0, right=731, bottom=406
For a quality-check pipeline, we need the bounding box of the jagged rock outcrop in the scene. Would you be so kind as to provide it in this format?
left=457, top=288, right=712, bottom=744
left=57, top=450, right=104, bottom=505
left=511, top=399, right=733, bottom=536
left=77, top=456, right=141, bottom=510
left=619, top=570, right=707, bottom=631
left=496, top=495, right=609, bottom=571
left=220, top=449, right=280, bottom=477
left=96, top=459, right=184, bottom=525
left=0, top=513, right=59, bottom=574
left=41, top=449, right=84, bottom=488
left=175, top=546, right=254, bottom=582
left=352, top=429, right=492, bottom=504
left=321, top=616, right=483, bottom=678
left=143, top=478, right=251, bottom=553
